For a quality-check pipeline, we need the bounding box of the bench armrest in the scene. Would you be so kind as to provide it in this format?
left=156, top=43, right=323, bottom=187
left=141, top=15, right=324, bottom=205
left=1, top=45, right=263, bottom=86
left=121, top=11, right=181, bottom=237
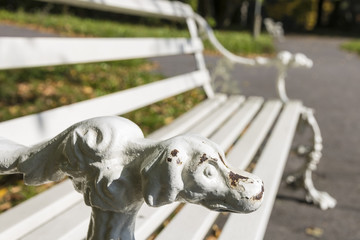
left=193, top=14, right=313, bottom=102
left=257, top=51, right=313, bottom=102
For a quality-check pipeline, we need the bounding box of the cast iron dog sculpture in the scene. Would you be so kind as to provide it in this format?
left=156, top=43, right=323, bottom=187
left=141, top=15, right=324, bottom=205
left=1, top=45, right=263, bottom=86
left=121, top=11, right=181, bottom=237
left=0, top=116, right=264, bottom=240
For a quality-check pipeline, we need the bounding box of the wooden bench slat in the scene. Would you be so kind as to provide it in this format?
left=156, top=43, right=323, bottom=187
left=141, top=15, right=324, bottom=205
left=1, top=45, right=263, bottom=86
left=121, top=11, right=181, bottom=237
left=149, top=94, right=227, bottom=140
left=156, top=204, right=218, bottom=240
left=40, top=0, right=193, bottom=20
left=211, top=96, right=264, bottom=151
left=20, top=201, right=90, bottom=240
left=0, top=180, right=82, bottom=240
left=0, top=38, right=203, bottom=70
left=135, top=203, right=180, bottom=240
left=218, top=101, right=303, bottom=240
left=188, top=95, right=245, bottom=137
left=0, top=70, right=210, bottom=145
left=226, top=100, right=283, bottom=170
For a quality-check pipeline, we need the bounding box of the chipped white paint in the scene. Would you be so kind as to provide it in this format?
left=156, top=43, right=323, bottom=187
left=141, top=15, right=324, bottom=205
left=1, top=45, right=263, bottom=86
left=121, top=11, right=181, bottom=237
left=0, top=116, right=264, bottom=240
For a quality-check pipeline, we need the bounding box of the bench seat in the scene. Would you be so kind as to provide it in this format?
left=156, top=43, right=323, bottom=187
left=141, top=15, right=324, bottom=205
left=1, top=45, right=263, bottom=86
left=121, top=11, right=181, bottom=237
left=0, top=95, right=303, bottom=240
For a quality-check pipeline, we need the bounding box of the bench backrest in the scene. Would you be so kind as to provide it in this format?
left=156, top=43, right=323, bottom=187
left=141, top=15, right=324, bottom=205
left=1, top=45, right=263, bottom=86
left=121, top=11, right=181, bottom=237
left=0, top=0, right=214, bottom=146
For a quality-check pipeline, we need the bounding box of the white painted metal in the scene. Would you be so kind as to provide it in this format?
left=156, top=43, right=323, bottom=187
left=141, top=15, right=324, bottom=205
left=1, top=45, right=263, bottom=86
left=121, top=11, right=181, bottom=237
left=39, top=0, right=194, bottom=20
left=218, top=101, right=303, bottom=240
left=186, top=17, right=214, bottom=98
left=0, top=70, right=210, bottom=145
left=272, top=51, right=313, bottom=103
left=264, top=18, right=284, bottom=42
left=287, top=107, right=337, bottom=210
left=188, top=95, right=245, bottom=137
left=193, top=14, right=256, bottom=66
left=149, top=94, right=227, bottom=140
left=226, top=100, right=282, bottom=170
left=211, top=97, right=264, bottom=151
left=0, top=116, right=264, bottom=240
left=0, top=180, right=82, bottom=240
left=0, top=37, right=203, bottom=70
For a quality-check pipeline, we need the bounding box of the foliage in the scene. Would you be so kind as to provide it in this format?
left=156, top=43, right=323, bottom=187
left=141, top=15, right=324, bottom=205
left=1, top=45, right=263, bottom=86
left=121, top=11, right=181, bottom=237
left=341, top=40, right=360, bottom=55
left=0, top=9, right=189, bottom=38
left=264, top=0, right=318, bottom=30
left=206, top=30, right=274, bottom=55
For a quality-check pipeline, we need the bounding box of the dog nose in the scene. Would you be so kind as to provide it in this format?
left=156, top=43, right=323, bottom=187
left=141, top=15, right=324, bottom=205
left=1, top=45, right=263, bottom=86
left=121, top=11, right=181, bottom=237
left=252, top=181, right=264, bottom=201
left=228, top=170, right=264, bottom=200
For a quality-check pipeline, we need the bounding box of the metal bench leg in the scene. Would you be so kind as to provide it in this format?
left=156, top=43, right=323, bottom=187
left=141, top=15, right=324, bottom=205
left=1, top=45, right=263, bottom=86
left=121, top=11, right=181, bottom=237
left=286, top=107, right=337, bottom=210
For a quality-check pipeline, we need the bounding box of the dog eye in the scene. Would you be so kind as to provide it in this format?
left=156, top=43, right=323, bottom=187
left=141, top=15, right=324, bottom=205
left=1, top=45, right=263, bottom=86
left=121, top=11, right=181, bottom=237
left=203, top=165, right=217, bottom=178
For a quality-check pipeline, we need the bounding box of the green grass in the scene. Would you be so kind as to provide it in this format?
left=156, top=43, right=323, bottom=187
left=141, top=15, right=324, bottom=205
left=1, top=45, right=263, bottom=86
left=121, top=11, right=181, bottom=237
left=341, top=39, right=360, bottom=56
left=206, top=31, right=274, bottom=56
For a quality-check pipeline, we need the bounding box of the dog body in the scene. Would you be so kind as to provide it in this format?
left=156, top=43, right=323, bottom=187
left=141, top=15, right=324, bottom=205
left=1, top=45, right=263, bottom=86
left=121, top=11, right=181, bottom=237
left=0, top=116, right=264, bottom=240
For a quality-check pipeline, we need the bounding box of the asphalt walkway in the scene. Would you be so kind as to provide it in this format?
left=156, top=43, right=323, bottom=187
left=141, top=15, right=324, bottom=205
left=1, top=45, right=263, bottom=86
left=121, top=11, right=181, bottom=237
left=266, top=36, right=360, bottom=240
left=1, top=24, right=359, bottom=239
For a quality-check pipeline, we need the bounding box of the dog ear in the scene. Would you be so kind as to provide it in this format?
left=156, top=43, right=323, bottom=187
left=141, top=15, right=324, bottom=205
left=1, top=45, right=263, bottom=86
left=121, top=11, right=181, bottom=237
left=141, top=148, right=185, bottom=207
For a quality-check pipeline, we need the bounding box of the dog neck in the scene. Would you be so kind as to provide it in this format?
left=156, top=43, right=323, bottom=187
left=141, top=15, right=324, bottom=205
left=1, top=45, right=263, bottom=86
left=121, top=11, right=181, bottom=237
left=87, top=206, right=140, bottom=240
left=84, top=139, right=164, bottom=240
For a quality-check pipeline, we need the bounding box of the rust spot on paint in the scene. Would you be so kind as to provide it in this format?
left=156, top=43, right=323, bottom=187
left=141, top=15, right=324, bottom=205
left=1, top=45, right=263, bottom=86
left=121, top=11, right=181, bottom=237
left=167, top=158, right=172, bottom=162
left=199, top=153, right=208, bottom=164
left=229, top=171, right=249, bottom=187
left=171, top=149, right=179, bottom=157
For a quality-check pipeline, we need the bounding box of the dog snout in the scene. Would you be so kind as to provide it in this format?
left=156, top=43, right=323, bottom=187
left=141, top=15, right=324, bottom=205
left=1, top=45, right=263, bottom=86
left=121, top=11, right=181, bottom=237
left=227, top=170, right=264, bottom=201
left=246, top=177, right=264, bottom=202
left=251, top=180, right=264, bottom=201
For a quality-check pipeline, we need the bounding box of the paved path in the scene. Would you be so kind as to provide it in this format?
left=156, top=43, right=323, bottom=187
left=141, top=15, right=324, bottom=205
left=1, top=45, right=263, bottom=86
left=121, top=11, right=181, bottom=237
left=1, top=24, right=359, bottom=239
left=265, top=36, right=360, bottom=240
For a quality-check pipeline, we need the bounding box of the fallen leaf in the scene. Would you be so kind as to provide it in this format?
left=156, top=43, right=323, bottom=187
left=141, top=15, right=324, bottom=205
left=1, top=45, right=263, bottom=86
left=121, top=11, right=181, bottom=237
left=305, top=227, right=324, bottom=238
left=0, top=188, right=8, bottom=199
left=0, top=202, right=12, bottom=211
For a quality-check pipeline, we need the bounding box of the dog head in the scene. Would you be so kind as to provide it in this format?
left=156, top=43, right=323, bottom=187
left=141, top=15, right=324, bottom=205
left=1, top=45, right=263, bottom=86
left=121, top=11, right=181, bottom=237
left=141, top=134, right=264, bottom=213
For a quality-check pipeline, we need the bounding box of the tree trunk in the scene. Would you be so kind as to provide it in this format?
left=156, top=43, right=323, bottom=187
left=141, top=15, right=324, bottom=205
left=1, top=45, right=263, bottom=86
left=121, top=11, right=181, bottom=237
left=253, top=0, right=263, bottom=39
left=316, top=0, right=325, bottom=28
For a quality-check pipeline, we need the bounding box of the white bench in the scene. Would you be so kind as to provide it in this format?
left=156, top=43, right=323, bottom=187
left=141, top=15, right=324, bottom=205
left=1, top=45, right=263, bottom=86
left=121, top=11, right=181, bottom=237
left=0, top=0, right=336, bottom=239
